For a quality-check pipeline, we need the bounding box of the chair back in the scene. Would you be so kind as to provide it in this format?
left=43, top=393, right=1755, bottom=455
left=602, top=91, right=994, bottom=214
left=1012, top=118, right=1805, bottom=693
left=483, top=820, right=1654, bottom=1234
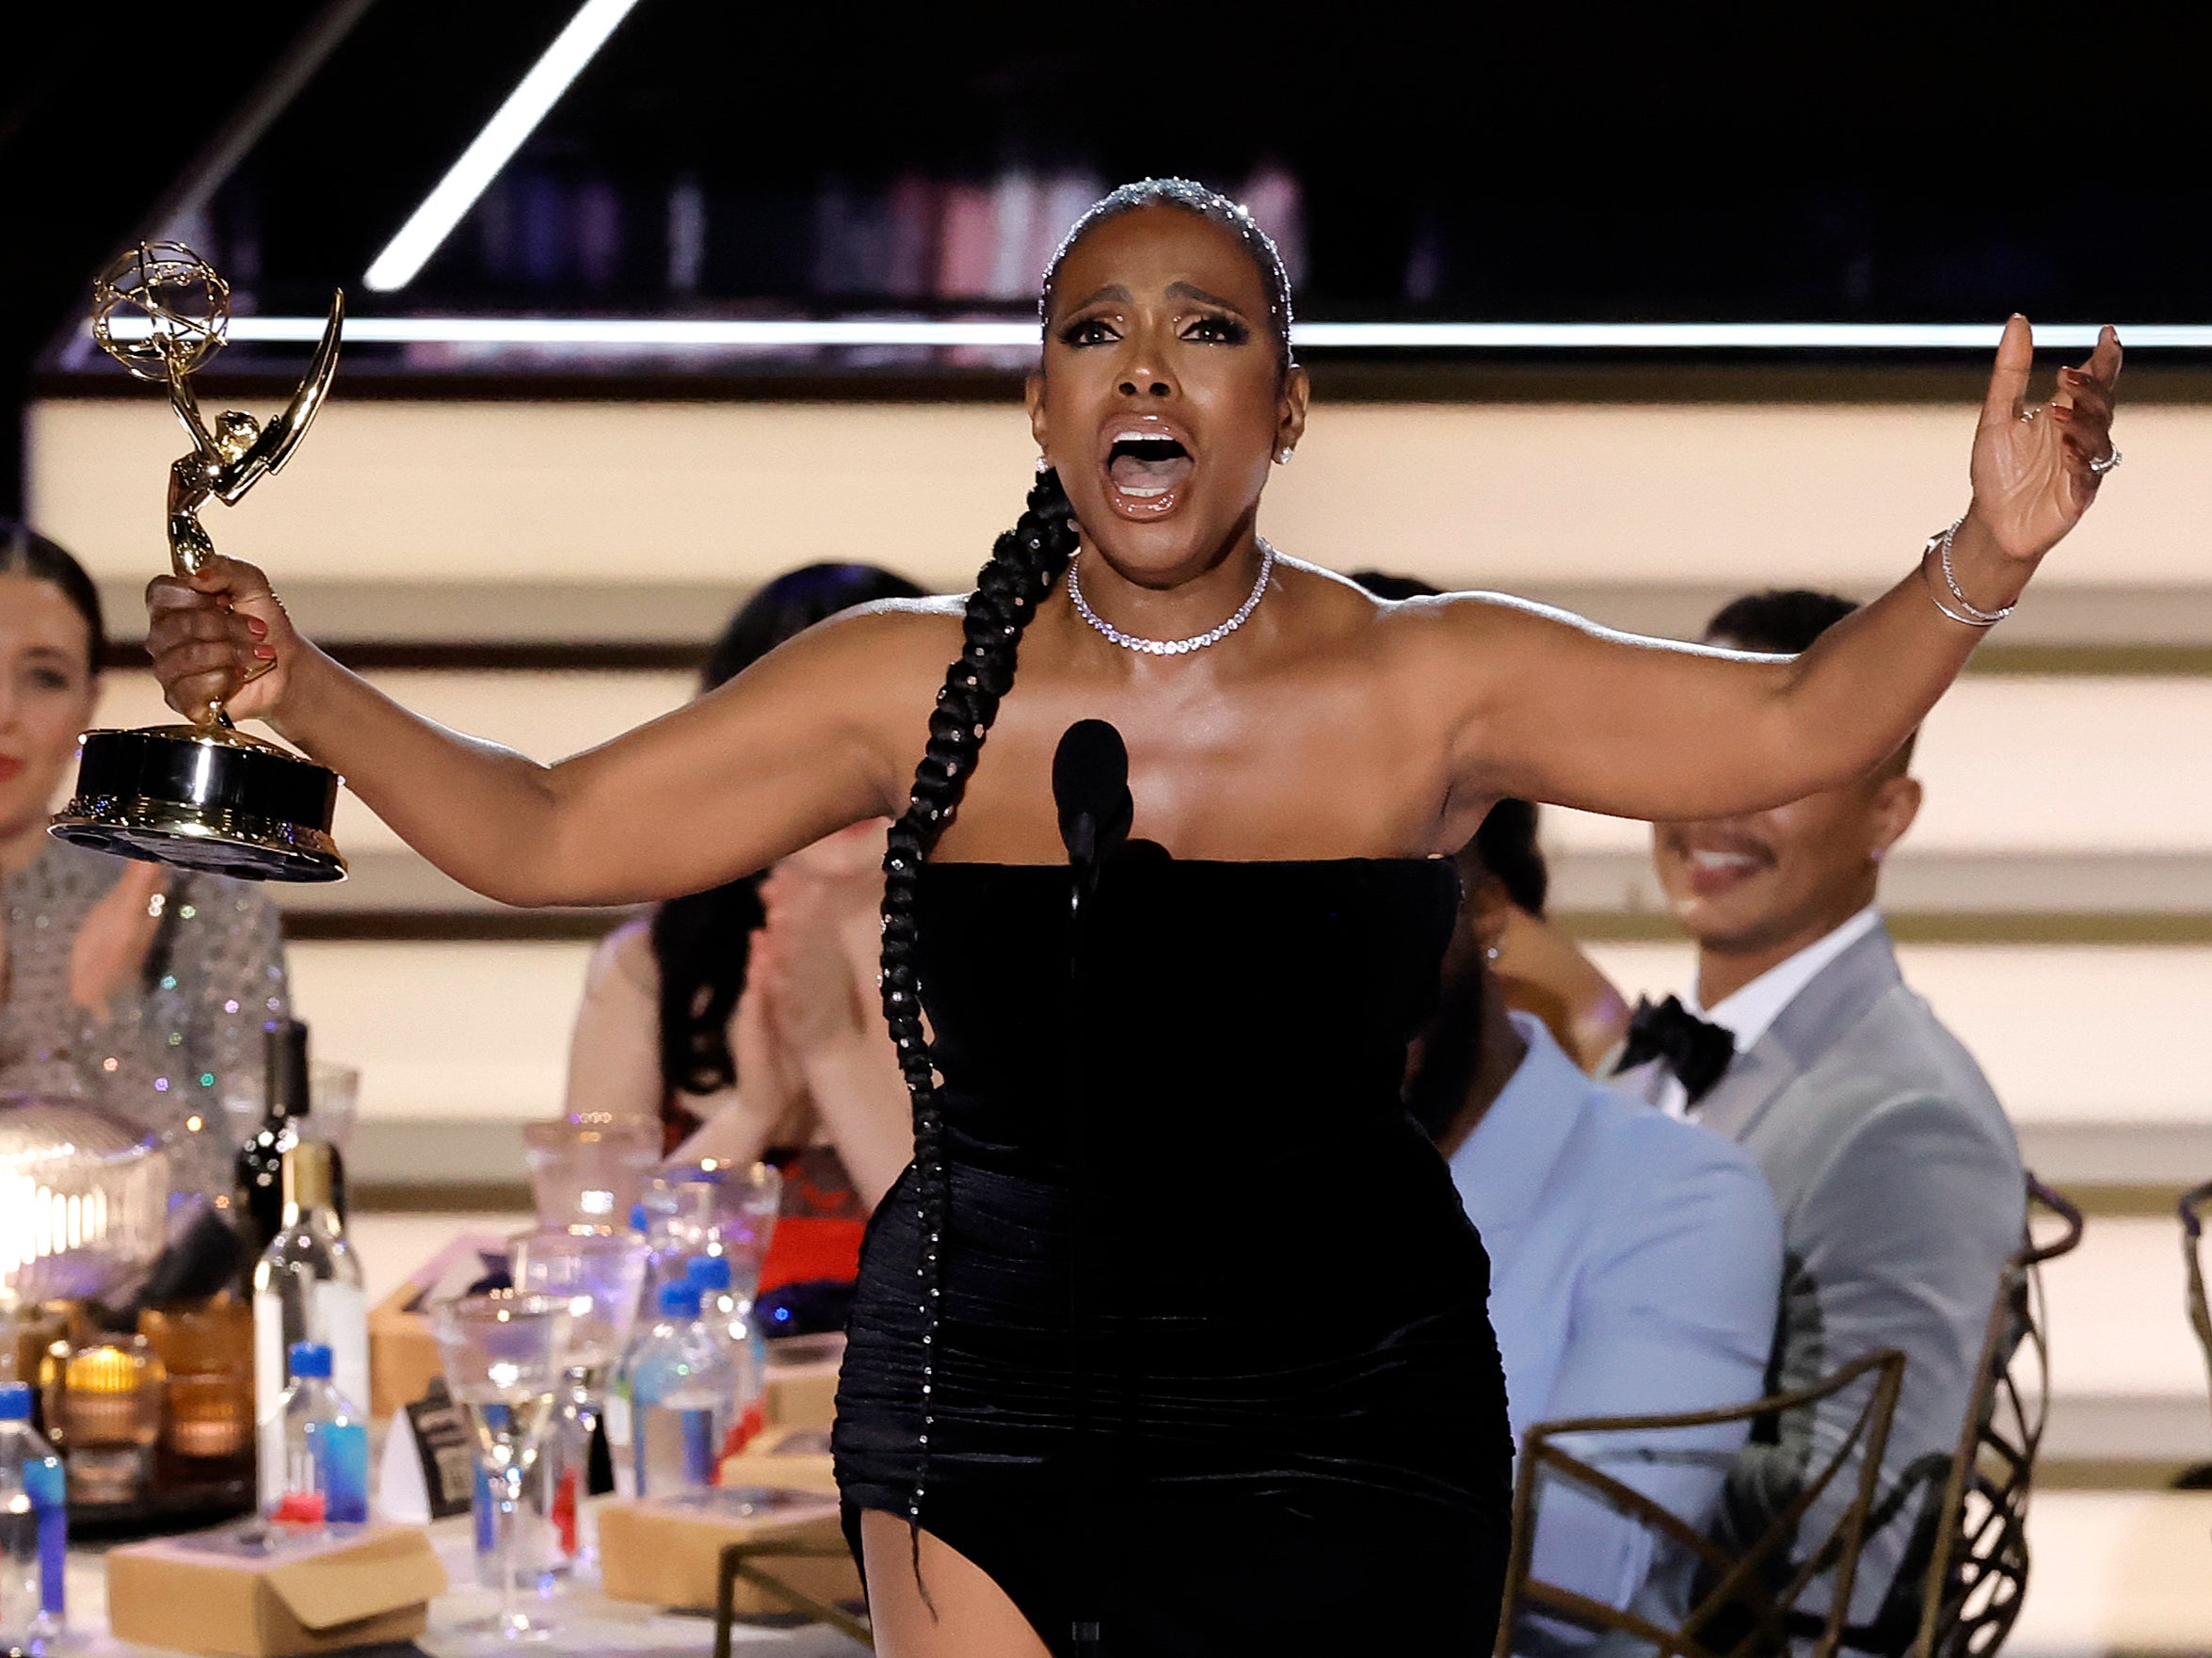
left=1495, top=1346, right=1907, bottom=1658
left=2185, top=1180, right=2212, bottom=1413
left=1899, top=1174, right=2084, bottom=1658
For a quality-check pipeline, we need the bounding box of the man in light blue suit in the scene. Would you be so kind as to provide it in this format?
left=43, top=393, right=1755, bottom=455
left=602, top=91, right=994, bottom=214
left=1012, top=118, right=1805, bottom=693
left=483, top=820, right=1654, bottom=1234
left=1421, top=827, right=1784, bottom=1646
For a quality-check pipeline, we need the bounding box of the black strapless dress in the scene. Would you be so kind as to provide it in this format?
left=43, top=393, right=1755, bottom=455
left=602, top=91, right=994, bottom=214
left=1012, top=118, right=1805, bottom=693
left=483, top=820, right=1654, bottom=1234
left=833, top=856, right=1512, bottom=1653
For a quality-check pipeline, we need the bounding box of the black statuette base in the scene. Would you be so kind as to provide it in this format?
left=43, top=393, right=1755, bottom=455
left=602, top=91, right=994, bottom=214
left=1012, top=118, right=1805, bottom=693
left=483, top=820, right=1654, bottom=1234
left=50, top=726, right=345, bottom=884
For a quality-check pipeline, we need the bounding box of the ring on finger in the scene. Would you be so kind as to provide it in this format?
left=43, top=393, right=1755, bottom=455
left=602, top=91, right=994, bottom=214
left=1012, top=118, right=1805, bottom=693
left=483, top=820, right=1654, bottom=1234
left=2089, top=444, right=2123, bottom=475
left=2021, top=406, right=2041, bottom=422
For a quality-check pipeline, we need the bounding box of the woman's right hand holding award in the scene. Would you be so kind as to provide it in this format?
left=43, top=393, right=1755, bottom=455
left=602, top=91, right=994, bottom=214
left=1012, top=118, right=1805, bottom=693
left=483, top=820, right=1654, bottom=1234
left=145, top=554, right=309, bottom=732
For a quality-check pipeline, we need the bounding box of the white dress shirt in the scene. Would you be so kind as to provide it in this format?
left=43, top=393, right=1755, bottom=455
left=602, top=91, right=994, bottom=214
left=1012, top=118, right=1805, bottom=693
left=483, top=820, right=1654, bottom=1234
left=1450, top=1013, right=1784, bottom=1639
left=1648, top=906, right=1883, bottom=1119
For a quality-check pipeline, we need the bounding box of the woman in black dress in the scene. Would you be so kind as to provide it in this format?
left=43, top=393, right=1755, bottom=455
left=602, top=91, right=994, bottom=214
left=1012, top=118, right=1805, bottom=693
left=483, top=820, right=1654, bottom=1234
left=144, top=180, right=2119, bottom=1655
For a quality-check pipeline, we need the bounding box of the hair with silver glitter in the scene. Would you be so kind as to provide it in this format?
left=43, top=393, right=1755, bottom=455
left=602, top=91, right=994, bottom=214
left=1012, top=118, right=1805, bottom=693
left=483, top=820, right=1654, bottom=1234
left=1039, top=176, right=1297, bottom=372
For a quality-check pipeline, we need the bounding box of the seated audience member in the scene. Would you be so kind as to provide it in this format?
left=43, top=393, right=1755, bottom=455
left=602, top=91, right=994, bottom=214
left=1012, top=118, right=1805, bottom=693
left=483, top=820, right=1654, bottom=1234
left=1614, top=588, right=2026, bottom=1627
left=1415, top=818, right=1782, bottom=1640
left=1353, top=571, right=1630, bottom=1070
left=0, top=523, right=287, bottom=1200
left=1467, top=797, right=1632, bottom=1072
left=563, top=564, right=923, bottom=1285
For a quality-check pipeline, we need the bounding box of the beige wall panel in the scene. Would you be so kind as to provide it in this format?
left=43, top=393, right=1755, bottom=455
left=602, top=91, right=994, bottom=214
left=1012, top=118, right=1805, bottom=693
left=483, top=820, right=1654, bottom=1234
left=1548, top=675, right=2212, bottom=856
left=1584, top=942, right=2212, bottom=1124
left=2039, top=1218, right=2206, bottom=1401
left=71, top=664, right=2212, bottom=861
left=28, top=397, right=2207, bottom=592
left=2015, top=1493, right=2212, bottom=1653
left=286, top=939, right=592, bottom=1122
left=28, top=399, right=1039, bottom=589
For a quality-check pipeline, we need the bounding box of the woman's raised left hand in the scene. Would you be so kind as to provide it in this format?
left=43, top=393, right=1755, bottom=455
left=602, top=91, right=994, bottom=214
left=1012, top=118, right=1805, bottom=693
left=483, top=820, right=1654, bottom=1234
left=1970, top=316, right=2123, bottom=562
left=753, top=863, right=878, bottom=1058
left=68, top=861, right=169, bottom=1018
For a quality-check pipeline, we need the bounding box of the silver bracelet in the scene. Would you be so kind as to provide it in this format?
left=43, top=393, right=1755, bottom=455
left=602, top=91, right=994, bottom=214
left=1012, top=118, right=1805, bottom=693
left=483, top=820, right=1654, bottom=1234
left=1925, top=517, right=2013, bottom=626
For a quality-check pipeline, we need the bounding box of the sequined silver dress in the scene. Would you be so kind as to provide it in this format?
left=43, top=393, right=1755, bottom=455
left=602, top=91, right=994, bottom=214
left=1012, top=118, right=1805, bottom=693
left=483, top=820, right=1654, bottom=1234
left=0, top=840, right=289, bottom=1197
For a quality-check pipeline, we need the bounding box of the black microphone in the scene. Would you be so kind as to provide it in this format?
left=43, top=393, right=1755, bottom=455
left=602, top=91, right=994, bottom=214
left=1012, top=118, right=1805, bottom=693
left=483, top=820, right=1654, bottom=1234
left=1051, top=718, right=1133, bottom=878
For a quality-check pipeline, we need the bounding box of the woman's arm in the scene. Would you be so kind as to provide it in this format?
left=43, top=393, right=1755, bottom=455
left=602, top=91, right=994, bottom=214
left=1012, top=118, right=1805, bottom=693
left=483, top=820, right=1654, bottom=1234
left=146, top=559, right=954, bottom=907
left=561, top=920, right=673, bottom=1131
left=1431, top=319, right=2120, bottom=823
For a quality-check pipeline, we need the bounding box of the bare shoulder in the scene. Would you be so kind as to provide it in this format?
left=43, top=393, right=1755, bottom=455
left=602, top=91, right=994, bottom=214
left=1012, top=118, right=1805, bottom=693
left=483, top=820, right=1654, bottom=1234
left=1356, top=581, right=1764, bottom=689
left=1281, top=561, right=1609, bottom=668
left=788, top=592, right=967, bottom=655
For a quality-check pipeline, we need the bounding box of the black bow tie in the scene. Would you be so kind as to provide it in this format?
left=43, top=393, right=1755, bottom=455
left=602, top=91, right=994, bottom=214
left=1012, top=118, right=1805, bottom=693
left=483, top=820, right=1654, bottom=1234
left=1615, top=995, right=1736, bottom=1106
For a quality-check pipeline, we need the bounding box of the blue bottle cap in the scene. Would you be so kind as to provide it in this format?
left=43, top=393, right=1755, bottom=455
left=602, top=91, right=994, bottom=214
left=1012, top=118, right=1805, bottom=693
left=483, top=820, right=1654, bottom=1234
left=628, top=1202, right=649, bottom=1234
left=288, top=1342, right=333, bottom=1378
left=0, top=1381, right=29, bottom=1421
left=656, top=1280, right=702, bottom=1319
left=685, top=1254, right=731, bottom=1292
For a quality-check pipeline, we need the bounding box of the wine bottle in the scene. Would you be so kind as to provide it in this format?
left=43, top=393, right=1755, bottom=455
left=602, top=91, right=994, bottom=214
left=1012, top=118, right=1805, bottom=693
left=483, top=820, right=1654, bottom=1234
left=251, top=1142, right=369, bottom=1451
left=236, top=1021, right=346, bottom=1261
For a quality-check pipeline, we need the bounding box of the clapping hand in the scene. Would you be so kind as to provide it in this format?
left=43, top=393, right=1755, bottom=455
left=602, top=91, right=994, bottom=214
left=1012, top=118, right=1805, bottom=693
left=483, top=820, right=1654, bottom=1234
left=68, top=861, right=170, bottom=1018
left=1970, top=317, right=2122, bottom=562
left=751, top=858, right=882, bottom=1059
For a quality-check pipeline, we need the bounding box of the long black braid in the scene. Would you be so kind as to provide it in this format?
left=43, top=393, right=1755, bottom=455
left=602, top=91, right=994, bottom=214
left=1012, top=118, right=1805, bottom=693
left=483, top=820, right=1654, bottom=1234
left=875, top=466, right=1080, bottom=1551
left=874, top=177, right=1298, bottom=1567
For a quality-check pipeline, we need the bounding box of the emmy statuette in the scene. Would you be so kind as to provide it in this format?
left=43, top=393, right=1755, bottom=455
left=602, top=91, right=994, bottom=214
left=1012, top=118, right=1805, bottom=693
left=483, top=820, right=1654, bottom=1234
left=50, top=243, right=348, bottom=882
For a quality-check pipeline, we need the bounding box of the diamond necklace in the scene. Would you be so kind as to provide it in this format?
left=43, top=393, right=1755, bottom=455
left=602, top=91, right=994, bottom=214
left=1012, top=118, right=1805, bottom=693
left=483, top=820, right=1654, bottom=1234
left=1067, top=541, right=1277, bottom=657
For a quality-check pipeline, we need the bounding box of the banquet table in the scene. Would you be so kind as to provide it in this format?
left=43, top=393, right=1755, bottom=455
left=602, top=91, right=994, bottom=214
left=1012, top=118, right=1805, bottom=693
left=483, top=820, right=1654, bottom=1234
left=61, top=1490, right=2212, bottom=1658
left=67, top=1514, right=869, bottom=1658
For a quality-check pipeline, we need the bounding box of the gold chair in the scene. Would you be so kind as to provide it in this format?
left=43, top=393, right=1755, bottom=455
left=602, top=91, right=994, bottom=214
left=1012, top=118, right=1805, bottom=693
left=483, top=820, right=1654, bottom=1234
left=1494, top=1346, right=1907, bottom=1658
left=1823, top=1174, right=2083, bottom=1655
left=711, top=1535, right=873, bottom=1652
left=2184, top=1179, right=2212, bottom=1414
left=1869, top=1175, right=2083, bottom=1658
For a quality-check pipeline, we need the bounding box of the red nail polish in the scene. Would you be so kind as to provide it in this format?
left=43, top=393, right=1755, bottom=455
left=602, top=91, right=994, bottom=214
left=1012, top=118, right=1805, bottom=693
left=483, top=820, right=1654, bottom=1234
left=246, top=616, right=268, bottom=636
left=254, top=644, right=277, bottom=660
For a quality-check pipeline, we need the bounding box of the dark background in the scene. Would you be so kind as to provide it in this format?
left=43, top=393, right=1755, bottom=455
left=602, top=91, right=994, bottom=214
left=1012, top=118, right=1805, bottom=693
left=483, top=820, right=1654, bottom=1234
left=4, top=3, right=2201, bottom=514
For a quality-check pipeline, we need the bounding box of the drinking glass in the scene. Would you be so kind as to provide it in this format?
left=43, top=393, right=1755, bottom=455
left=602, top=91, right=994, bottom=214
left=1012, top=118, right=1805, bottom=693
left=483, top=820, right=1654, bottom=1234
left=429, top=1292, right=572, bottom=1643
left=508, top=1231, right=649, bottom=1569
left=521, top=1116, right=659, bottom=1233
left=640, top=1163, right=780, bottom=1296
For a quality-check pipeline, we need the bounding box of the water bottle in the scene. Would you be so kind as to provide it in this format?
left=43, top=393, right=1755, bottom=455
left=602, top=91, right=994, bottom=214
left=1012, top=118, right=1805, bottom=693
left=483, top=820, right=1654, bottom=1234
left=684, top=1255, right=765, bottom=1454
left=261, top=1343, right=369, bottom=1524
left=0, top=1381, right=65, bottom=1654
left=252, top=1141, right=368, bottom=1444
left=617, top=1280, right=735, bottom=1498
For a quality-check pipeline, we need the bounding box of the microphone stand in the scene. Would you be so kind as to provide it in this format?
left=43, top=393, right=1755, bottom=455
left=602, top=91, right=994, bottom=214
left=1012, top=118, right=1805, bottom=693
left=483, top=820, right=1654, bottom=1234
left=1052, top=719, right=1130, bottom=1658
left=1066, top=811, right=1104, bottom=1658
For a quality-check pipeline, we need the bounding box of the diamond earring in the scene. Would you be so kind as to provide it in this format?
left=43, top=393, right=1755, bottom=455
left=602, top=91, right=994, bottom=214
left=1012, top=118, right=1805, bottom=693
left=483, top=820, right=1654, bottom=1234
left=1275, top=447, right=1294, bottom=465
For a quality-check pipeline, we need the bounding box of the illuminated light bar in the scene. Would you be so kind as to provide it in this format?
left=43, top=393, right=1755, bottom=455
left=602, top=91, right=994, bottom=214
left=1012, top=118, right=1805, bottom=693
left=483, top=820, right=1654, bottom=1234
left=1290, top=322, right=2188, bottom=350
left=362, top=0, right=645, bottom=293
left=95, top=316, right=2212, bottom=351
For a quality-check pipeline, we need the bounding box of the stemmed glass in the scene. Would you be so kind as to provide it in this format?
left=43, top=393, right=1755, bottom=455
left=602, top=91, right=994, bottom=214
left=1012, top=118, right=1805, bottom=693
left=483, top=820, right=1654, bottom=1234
left=429, top=1292, right=573, bottom=1644
left=508, top=1231, right=649, bottom=1569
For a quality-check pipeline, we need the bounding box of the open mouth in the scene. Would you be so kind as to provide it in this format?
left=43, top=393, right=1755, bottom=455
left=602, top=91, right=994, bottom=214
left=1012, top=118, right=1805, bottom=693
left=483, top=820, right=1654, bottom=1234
left=1104, top=431, right=1194, bottom=500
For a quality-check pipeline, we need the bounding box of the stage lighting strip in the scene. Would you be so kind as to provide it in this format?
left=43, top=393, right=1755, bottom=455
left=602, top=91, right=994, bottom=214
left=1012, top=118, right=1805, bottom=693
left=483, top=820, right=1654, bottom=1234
left=92, top=316, right=2212, bottom=351
left=363, top=0, right=646, bottom=293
